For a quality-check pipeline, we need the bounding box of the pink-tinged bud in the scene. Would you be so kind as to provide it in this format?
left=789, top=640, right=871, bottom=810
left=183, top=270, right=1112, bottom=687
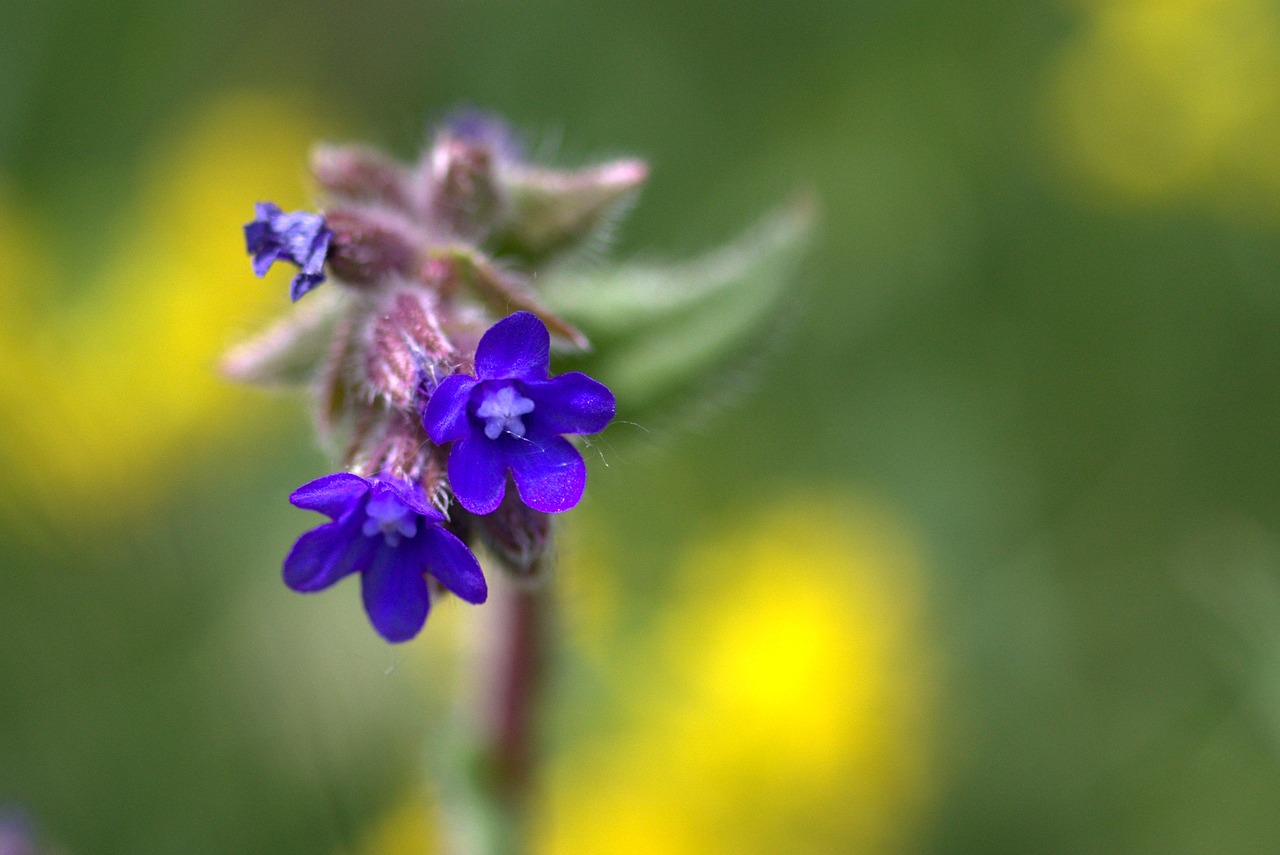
left=423, top=134, right=504, bottom=241
left=311, top=144, right=412, bottom=210
left=496, top=158, right=648, bottom=260
left=324, top=207, right=422, bottom=285
left=342, top=411, right=449, bottom=498
left=421, top=255, right=461, bottom=298
left=364, top=289, right=454, bottom=409
left=476, top=487, right=553, bottom=581
left=379, top=411, right=440, bottom=482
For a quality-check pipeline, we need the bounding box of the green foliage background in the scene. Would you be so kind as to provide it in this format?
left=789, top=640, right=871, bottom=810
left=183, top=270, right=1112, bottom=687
left=3, top=1, right=1280, bottom=852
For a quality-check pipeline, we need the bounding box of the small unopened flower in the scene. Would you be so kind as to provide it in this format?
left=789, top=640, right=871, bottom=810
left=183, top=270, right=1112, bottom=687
left=441, top=108, right=525, bottom=162
left=286, top=472, right=487, bottom=642
left=423, top=311, right=615, bottom=515
left=475, top=491, right=552, bottom=579
left=244, top=202, right=333, bottom=301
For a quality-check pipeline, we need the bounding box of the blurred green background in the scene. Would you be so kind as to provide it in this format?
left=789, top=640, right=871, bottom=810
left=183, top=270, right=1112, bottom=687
left=4, top=0, right=1280, bottom=852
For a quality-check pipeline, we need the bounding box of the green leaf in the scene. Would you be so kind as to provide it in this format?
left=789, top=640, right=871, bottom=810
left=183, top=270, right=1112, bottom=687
left=543, top=198, right=815, bottom=421
left=220, top=288, right=346, bottom=387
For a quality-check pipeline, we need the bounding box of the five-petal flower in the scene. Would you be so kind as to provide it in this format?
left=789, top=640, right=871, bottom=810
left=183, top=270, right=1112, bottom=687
left=244, top=201, right=333, bottom=301
left=285, top=472, right=487, bottom=642
left=422, top=312, right=615, bottom=515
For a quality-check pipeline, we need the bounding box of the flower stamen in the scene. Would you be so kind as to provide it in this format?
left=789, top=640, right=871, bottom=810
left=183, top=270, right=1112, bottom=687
left=362, top=491, right=418, bottom=546
left=476, top=385, right=535, bottom=440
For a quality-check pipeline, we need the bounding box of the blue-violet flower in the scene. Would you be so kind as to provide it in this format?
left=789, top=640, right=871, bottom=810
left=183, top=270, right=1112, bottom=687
left=423, top=311, right=615, bottom=515
left=285, top=472, right=487, bottom=642
left=442, top=108, right=525, bottom=162
left=245, top=201, right=333, bottom=301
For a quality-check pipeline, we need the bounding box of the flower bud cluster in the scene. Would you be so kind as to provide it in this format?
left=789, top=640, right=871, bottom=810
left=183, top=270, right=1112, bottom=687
left=230, top=112, right=643, bottom=641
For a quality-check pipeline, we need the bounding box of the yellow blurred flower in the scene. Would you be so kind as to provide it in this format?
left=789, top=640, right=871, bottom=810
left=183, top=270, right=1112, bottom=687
left=1045, top=0, right=1280, bottom=211
left=345, top=789, right=440, bottom=855
left=340, top=496, right=934, bottom=855
left=0, top=93, right=324, bottom=519
left=539, top=496, right=936, bottom=855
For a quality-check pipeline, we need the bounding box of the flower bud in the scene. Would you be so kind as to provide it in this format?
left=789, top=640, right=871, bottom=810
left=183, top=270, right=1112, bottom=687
left=364, top=288, right=454, bottom=409
left=424, top=134, right=504, bottom=242
left=440, top=108, right=525, bottom=163
left=324, top=207, right=422, bottom=285
left=311, top=143, right=412, bottom=210
left=475, top=486, right=553, bottom=581
left=376, top=411, right=439, bottom=482
left=342, top=409, right=448, bottom=493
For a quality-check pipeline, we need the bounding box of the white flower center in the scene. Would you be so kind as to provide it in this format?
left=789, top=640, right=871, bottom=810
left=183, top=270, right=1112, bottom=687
left=362, top=492, right=418, bottom=547
left=476, top=385, right=535, bottom=440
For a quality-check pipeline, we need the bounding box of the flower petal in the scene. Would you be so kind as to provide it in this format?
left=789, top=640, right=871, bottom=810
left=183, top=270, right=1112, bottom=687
left=290, top=272, right=324, bottom=302
left=245, top=202, right=283, bottom=270
left=417, top=527, right=488, bottom=604
left=423, top=374, right=480, bottom=444
left=508, top=435, right=586, bottom=513
left=360, top=547, right=431, bottom=642
left=375, top=476, right=440, bottom=519
left=245, top=237, right=277, bottom=277
left=290, top=472, right=370, bottom=518
left=302, top=229, right=332, bottom=276
left=522, top=372, right=615, bottom=436
left=474, top=312, right=550, bottom=381
left=245, top=203, right=332, bottom=299
left=448, top=435, right=508, bottom=514
left=283, top=515, right=374, bottom=592
left=255, top=200, right=283, bottom=222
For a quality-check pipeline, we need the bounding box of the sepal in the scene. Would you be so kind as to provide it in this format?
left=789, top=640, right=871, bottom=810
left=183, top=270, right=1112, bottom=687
left=543, top=199, right=814, bottom=418
left=490, top=159, right=647, bottom=264
left=429, top=245, right=588, bottom=349
left=221, top=287, right=345, bottom=387
left=475, top=488, right=553, bottom=582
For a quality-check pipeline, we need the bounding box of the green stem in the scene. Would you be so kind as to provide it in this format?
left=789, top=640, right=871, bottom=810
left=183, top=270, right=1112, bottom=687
left=441, top=582, right=546, bottom=855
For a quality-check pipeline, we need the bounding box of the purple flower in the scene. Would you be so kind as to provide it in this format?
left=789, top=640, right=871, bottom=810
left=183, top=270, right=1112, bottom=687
left=423, top=312, right=615, bottom=515
left=244, top=201, right=333, bottom=301
left=285, top=472, right=487, bottom=642
left=441, top=108, right=524, bottom=162
left=0, top=808, right=36, bottom=855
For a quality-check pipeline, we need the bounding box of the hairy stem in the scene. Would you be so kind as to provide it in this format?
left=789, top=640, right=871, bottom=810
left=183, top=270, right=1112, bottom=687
left=442, top=581, right=547, bottom=855
left=488, top=583, right=543, bottom=814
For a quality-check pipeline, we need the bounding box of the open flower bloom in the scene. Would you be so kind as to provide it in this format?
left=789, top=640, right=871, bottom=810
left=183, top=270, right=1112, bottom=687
left=244, top=201, right=333, bottom=301
left=423, top=312, right=615, bottom=515
left=285, top=472, right=487, bottom=642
